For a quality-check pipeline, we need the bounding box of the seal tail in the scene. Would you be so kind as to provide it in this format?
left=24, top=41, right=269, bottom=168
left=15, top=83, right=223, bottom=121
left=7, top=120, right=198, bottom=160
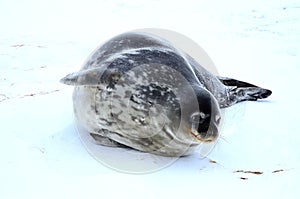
left=218, top=76, right=272, bottom=104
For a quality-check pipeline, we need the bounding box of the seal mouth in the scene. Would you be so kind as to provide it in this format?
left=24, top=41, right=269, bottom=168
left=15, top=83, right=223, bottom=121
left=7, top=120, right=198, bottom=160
left=189, top=128, right=217, bottom=143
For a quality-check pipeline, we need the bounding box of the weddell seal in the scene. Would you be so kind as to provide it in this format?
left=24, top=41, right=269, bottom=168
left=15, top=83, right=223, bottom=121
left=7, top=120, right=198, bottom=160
left=60, top=31, right=272, bottom=157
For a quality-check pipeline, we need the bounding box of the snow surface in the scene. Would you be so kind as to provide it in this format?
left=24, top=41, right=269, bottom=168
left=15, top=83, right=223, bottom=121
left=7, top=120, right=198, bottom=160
left=1, top=0, right=300, bottom=198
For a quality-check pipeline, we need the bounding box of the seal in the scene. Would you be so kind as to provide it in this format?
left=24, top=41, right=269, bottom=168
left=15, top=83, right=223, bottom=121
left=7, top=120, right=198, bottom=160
left=60, top=32, right=272, bottom=157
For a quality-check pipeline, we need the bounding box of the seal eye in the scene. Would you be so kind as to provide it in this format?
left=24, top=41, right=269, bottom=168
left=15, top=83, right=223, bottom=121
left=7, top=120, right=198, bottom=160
left=190, top=112, right=207, bottom=124
left=190, top=112, right=211, bottom=136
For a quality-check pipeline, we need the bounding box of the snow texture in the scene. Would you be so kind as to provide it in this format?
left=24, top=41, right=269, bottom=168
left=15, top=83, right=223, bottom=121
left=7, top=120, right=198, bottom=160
left=0, top=0, right=299, bottom=198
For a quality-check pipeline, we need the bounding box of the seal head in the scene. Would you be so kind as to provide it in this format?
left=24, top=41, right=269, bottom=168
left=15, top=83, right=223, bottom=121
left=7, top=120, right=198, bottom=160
left=189, top=86, right=221, bottom=143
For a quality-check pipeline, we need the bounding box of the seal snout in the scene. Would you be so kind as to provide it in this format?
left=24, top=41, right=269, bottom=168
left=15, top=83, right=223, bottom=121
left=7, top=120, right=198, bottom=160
left=189, top=122, right=219, bottom=143
left=190, top=128, right=218, bottom=143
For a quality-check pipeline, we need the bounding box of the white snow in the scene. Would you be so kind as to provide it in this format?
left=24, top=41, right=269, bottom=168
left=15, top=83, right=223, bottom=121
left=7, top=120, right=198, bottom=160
left=1, top=0, right=300, bottom=198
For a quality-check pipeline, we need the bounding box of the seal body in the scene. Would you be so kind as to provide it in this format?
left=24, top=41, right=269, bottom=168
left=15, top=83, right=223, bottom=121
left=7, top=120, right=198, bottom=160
left=60, top=32, right=272, bottom=156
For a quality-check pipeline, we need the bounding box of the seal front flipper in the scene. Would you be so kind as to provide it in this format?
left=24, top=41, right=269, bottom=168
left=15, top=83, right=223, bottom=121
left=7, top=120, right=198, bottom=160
left=60, top=68, right=106, bottom=86
left=218, top=76, right=272, bottom=105
left=60, top=67, right=120, bottom=87
left=90, top=132, right=129, bottom=148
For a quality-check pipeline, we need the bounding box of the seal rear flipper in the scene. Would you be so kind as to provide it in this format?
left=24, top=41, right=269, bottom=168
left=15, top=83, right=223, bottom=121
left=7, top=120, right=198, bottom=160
left=218, top=76, right=272, bottom=105
left=229, top=86, right=272, bottom=102
left=218, top=76, right=259, bottom=88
